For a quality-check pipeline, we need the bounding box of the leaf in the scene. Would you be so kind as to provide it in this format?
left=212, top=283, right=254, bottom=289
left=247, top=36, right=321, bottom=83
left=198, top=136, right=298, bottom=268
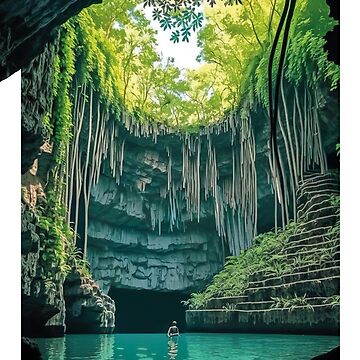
left=143, top=0, right=156, bottom=8
left=181, top=27, right=191, bottom=42
left=191, top=12, right=203, bottom=31
left=160, top=15, right=173, bottom=30
left=152, top=8, right=163, bottom=21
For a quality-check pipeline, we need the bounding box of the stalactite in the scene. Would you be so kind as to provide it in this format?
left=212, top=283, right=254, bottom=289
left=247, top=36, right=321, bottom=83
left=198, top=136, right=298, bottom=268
left=61, top=68, right=330, bottom=264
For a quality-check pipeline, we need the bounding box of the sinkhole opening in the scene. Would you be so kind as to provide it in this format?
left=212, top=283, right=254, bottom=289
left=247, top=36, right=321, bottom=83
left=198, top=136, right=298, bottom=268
left=108, top=287, right=190, bottom=334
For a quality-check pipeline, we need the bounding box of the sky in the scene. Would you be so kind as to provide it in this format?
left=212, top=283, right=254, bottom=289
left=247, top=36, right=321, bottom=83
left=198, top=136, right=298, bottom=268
left=142, top=6, right=202, bottom=70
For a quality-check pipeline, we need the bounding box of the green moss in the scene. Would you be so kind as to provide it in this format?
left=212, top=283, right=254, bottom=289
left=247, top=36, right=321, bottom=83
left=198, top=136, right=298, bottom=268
left=51, top=21, right=77, bottom=165
left=36, top=191, right=91, bottom=286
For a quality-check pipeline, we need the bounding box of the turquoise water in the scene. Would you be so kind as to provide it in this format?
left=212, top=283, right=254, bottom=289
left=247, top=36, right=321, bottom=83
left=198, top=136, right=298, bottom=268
left=34, top=333, right=339, bottom=360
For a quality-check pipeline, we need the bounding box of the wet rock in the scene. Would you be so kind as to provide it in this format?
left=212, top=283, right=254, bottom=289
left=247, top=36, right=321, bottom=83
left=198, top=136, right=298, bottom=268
left=21, top=202, right=66, bottom=337
left=21, top=337, right=42, bottom=360
left=311, top=346, right=340, bottom=360
left=0, top=0, right=101, bottom=81
left=64, top=270, right=115, bottom=334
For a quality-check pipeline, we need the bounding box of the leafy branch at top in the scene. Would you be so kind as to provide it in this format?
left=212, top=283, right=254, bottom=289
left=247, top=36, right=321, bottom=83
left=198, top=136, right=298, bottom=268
left=144, top=0, right=243, bottom=43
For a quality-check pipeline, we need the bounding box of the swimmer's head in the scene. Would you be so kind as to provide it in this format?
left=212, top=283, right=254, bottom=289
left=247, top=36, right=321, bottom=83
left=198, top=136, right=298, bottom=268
left=172, top=321, right=177, bottom=325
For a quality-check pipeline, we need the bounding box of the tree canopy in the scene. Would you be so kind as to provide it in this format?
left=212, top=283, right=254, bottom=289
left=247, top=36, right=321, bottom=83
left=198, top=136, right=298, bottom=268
left=56, top=0, right=339, bottom=130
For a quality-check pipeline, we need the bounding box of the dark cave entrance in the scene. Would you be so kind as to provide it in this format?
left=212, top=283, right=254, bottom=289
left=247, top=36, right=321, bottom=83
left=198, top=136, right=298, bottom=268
left=108, top=287, right=191, bottom=333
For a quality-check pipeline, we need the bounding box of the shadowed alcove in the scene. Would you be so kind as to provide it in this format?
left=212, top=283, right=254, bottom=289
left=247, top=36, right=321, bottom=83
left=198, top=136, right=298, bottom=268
left=108, top=287, right=191, bottom=333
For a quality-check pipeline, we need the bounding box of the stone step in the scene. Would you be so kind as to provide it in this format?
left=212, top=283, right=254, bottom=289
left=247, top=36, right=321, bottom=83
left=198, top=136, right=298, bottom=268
left=285, top=237, right=339, bottom=255
left=288, top=226, right=333, bottom=243
left=281, top=245, right=340, bottom=263
left=244, top=276, right=339, bottom=302
left=297, top=188, right=340, bottom=208
left=266, top=232, right=335, bottom=257
left=235, top=300, right=274, bottom=310
left=207, top=295, right=336, bottom=311
left=206, top=296, right=248, bottom=309
left=301, top=205, right=338, bottom=222
left=299, top=172, right=339, bottom=186
left=298, top=197, right=334, bottom=219
left=235, top=296, right=331, bottom=310
left=297, top=194, right=334, bottom=217
left=186, top=304, right=340, bottom=334
left=285, top=234, right=333, bottom=250
left=297, top=214, right=339, bottom=233
left=297, top=177, right=339, bottom=198
left=249, top=259, right=340, bottom=283
left=292, top=259, right=340, bottom=273
left=248, top=266, right=340, bottom=289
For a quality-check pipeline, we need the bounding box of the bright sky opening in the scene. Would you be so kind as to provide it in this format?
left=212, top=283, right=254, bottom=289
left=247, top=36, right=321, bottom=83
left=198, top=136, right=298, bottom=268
left=143, top=6, right=203, bottom=70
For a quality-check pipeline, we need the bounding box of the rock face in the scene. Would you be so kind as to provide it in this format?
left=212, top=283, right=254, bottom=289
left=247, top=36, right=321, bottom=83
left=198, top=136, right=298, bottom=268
left=21, top=154, right=116, bottom=337
left=311, top=346, right=340, bottom=360
left=21, top=161, right=66, bottom=337
left=21, top=37, right=58, bottom=174
left=87, top=172, right=224, bottom=293
left=21, top=337, right=42, bottom=360
left=0, top=0, right=101, bottom=81
left=64, top=270, right=115, bottom=334
left=21, top=204, right=67, bottom=337
left=88, top=221, right=223, bottom=294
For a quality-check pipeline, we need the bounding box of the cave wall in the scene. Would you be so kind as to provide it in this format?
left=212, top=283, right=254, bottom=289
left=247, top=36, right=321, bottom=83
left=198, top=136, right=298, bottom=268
left=20, top=26, right=115, bottom=338
left=21, top=41, right=67, bottom=337
left=14, top=0, right=340, bottom=334
left=86, top=152, right=224, bottom=293
left=82, top=86, right=339, bottom=295
left=0, top=0, right=101, bottom=82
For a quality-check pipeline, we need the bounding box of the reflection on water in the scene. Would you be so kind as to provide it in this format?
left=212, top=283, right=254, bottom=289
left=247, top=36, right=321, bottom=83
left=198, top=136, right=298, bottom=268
left=168, top=336, right=179, bottom=359
left=41, top=337, right=66, bottom=360
left=34, top=333, right=339, bottom=360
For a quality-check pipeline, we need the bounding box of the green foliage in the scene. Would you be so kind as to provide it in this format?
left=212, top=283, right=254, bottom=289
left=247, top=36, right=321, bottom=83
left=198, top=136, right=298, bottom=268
left=291, top=253, right=317, bottom=268
left=265, top=258, right=293, bottom=277
left=336, top=143, right=340, bottom=156
left=329, top=194, right=340, bottom=212
left=52, top=21, right=76, bottom=164
left=181, top=292, right=210, bottom=310
left=222, top=302, right=237, bottom=311
left=271, top=293, right=314, bottom=312
left=36, top=191, right=91, bottom=287
left=42, top=112, right=52, bottom=136
left=146, top=0, right=208, bottom=43
left=327, top=194, right=340, bottom=241
left=51, top=0, right=338, bottom=130
left=185, top=222, right=298, bottom=309
left=185, top=208, right=340, bottom=310
left=323, top=295, right=340, bottom=307
left=66, top=241, right=92, bottom=277
left=285, top=0, right=339, bottom=89
left=37, top=191, right=72, bottom=282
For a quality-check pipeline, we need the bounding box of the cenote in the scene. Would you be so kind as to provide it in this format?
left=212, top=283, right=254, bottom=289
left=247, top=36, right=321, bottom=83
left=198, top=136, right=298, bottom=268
left=11, top=0, right=340, bottom=358
left=34, top=333, right=340, bottom=359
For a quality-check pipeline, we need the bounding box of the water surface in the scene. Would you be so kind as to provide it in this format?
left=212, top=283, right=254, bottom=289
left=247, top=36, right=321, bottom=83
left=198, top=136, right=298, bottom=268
left=35, top=333, right=339, bottom=360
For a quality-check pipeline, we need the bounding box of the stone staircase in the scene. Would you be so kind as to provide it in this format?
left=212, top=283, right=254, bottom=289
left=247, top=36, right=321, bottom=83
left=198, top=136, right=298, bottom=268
left=186, top=171, right=340, bottom=334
